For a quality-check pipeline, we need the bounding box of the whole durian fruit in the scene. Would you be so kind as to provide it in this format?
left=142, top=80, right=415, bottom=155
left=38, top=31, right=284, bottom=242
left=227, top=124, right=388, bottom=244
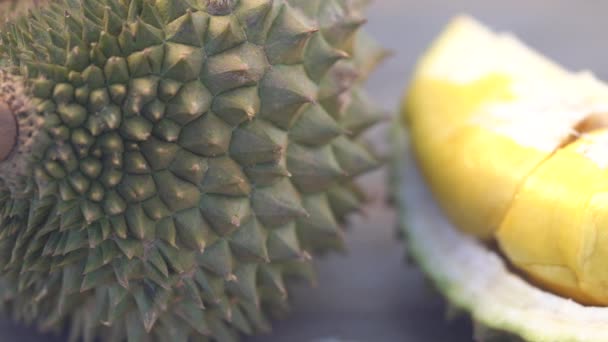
left=0, top=0, right=387, bottom=341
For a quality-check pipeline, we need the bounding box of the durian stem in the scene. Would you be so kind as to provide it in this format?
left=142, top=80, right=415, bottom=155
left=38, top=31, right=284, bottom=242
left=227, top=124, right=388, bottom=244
left=0, top=102, right=17, bottom=161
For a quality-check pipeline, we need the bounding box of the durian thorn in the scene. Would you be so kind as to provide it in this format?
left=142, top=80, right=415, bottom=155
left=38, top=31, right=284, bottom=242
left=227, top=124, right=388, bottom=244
left=33, top=287, right=48, bottom=302
left=143, top=313, right=158, bottom=333
left=341, top=127, right=353, bottom=136
left=306, top=28, right=320, bottom=36
left=279, top=287, right=287, bottom=298
left=0, top=102, right=17, bottom=162
left=336, top=50, right=351, bottom=59
left=353, top=18, right=369, bottom=27
left=300, top=251, right=312, bottom=261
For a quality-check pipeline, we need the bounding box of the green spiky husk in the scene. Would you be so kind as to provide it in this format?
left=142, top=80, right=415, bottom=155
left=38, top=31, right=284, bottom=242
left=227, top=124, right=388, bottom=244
left=0, top=0, right=387, bottom=341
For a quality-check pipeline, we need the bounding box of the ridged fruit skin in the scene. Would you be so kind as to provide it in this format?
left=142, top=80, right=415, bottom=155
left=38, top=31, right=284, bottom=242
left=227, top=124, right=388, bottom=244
left=0, top=0, right=387, bottom=341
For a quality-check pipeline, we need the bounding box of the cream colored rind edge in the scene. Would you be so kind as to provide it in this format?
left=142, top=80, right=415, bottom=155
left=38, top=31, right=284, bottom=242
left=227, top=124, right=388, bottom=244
left=392, top=123, right=608, bottom=342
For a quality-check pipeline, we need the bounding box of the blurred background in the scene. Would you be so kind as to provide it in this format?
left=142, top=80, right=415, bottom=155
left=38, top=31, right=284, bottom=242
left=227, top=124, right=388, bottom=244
left=3, top=1, right=608, bottom=341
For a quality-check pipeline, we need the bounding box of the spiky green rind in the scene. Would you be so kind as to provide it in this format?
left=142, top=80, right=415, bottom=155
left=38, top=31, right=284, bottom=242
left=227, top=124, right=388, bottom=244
left=0, top=0, right=388, bottom=341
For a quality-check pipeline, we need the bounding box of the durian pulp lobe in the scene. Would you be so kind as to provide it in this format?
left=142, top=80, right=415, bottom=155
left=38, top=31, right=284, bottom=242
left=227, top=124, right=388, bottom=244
left=397, top=149, right=608, bottom=342
left=406, top=75, right=553, bottom=239
left=498, top=130, right=608, bottom=305
left=406, top=15, right=608, bottom=306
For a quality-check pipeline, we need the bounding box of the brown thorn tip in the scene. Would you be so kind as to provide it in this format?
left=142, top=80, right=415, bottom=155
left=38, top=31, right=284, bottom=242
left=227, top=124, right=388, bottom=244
left=0, top=102, right=17, bottom=161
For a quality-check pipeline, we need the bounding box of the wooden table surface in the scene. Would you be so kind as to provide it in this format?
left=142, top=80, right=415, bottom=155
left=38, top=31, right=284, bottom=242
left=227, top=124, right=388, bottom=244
left=3, top=1, right=608, bottom=341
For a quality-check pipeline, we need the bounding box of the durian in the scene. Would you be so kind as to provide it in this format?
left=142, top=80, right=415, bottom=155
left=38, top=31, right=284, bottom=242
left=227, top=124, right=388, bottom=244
left=396, top=16, right=608, bottom=341
left=0, top=0, right=387, bottom=341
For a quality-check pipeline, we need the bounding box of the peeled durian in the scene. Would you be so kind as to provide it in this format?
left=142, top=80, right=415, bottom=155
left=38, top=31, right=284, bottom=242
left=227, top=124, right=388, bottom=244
left=0, top=0, right=388, bottom=341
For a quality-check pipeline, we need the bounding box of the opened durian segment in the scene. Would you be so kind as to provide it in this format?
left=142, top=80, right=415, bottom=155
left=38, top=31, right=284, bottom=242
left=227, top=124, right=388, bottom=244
left=397, top=148, right=608, bottom=342
left=406, top=15, right=608, bottom=306
left=406, top=16, right=608, bottom=240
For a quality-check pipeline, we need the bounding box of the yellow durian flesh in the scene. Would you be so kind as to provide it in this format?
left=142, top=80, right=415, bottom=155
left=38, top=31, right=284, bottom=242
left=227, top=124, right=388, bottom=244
left=498, top=130, right=608, bottom=305
left=406, top=16, right=608, bottom=305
